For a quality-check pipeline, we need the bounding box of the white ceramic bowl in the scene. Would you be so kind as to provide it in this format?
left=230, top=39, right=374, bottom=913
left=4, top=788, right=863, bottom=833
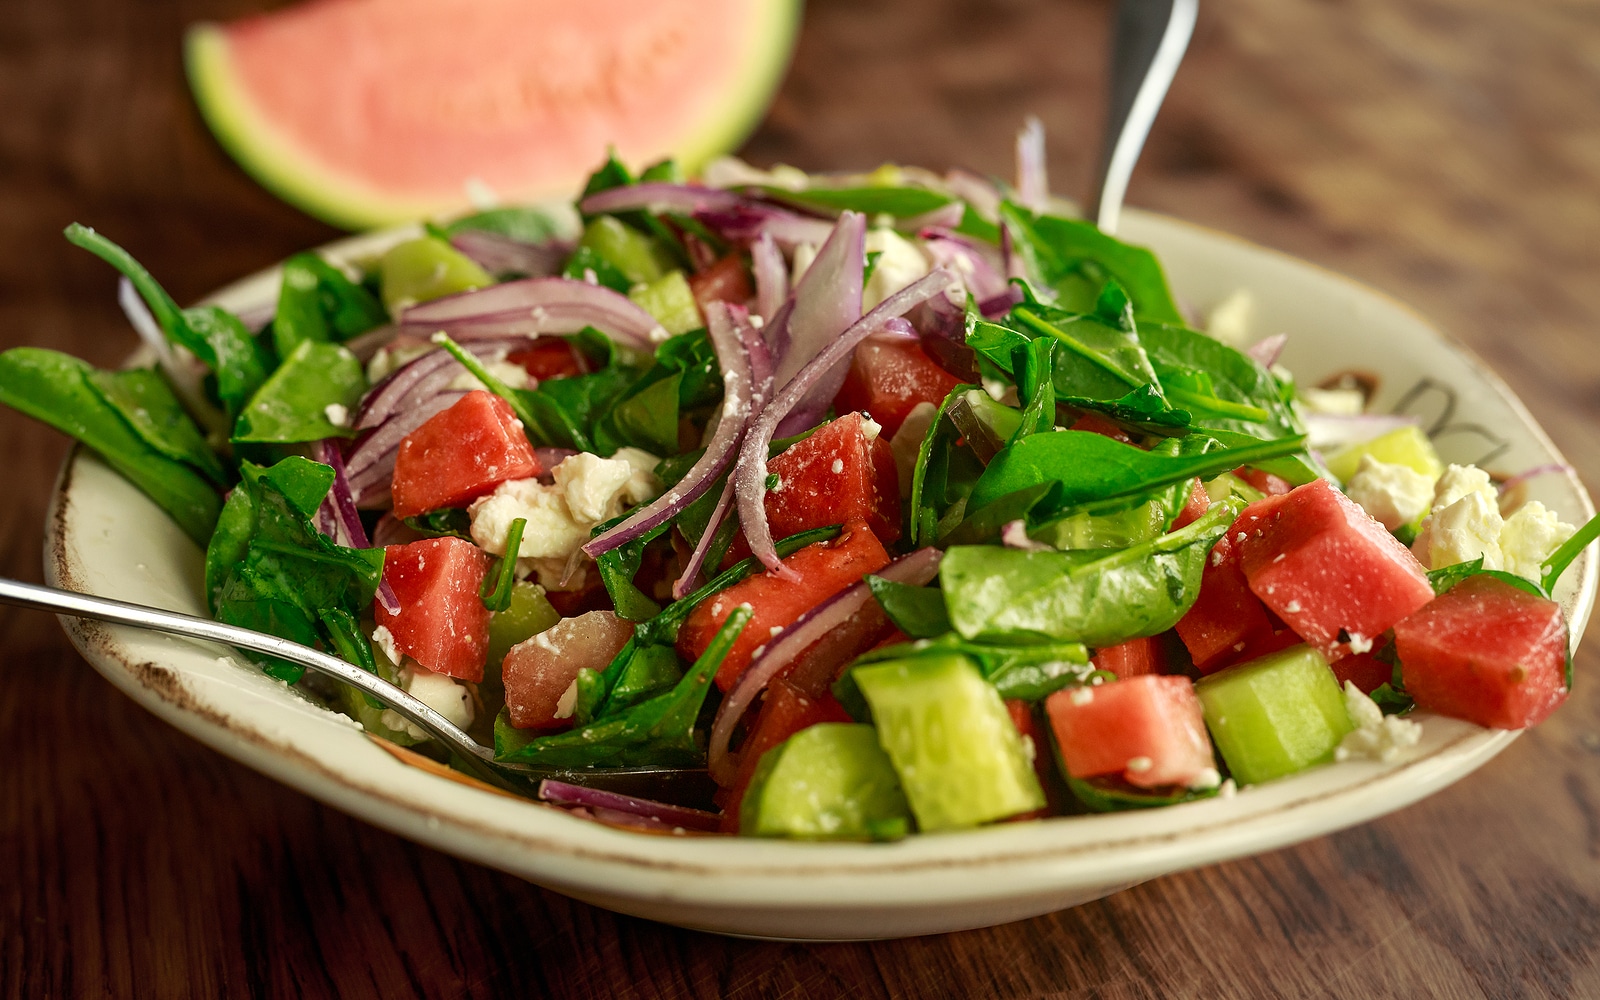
left=46, top=210, right=1596, bottom=941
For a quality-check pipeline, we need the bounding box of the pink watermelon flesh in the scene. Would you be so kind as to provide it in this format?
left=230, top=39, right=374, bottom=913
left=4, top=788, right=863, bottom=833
left=1394, top=575, right=1568, bottom=729
left=503, top=611, right=635, bottom=730
left=1044, top=675, right=1216, bottom=789
left=1175, top=531, right=1276, bottom=674
left=194, top=0, right=798, bottom=226
left=390, top=390, right=539, bottom=520
left=1234, top=480, right=1434, bottom=663
left=375, top=536, right=493, bottom=682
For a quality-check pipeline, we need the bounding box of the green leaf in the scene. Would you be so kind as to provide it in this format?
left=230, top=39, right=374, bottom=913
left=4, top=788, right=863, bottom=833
left=1542, top=510, right=1600, bottom=597
left=866, top=577, right=951, bottom=638
left=561, top=244, right=632, bottom=293
left=85, top=368, right=228, bottom=485
left=593, top=518, right=668, bottom=621
left=1068, top=775, right=1218, bottom=812
left=273, top=253, right=387, bottom=358
left=997, top=203, right=1184, bottom=324
left=480, top=518, right=526, bottom=613
left=837, top=634, right=1095, bottom=714
left=231, top=340, right=367, bottom=443
left=0, top=347, right=221, bottom=544
left=1008, top=336, right=1057, bottom=446
left=443, top=206, right=569, bottom=243
left=1426, top=557, right=1547, bottom=598
left=401, top=508, right=474, bottom=541
left=609, top=371, right=682, bottom=455
left=766, top=185, right=954, bottom=219
left=939, top=497, right=1242, bottom=646
left=1368, top=683, right=1415, bottom=717
left=908, top=384, right=987, bottom=546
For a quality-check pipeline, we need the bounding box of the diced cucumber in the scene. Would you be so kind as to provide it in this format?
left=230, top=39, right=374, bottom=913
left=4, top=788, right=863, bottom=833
left=628, top=271, right=703, bottom=336
left=378, top=236, right=492, bottom=314
left=1202, top=471, right=1265, bottom=506
left=854, top=653, right=1045, bottom=830
left=1325, top=425, right=1443, bottom=485
left=740, top=723, right=913, bottom=840
left=484, top=581, right=559, bottom=699
left=1194, top=644, right=1353, bottom=785
left=580, top=215, right=676, bottom=285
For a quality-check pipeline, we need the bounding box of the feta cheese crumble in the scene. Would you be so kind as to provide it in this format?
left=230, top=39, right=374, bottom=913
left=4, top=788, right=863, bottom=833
left=323, top=403, right=351, bottom=428
left=1346, top=456, right=1434, bottom=531
left=1409, top=462, right=1576, bottom=583
left=445, top=357, right=532, bottom=393
left=1335, top=681, right=1421, bottom=763
left=379, top=664, right=476, bottom=740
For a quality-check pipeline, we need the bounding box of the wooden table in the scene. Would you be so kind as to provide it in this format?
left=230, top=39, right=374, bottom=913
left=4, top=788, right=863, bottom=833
left=6, top=0, right=1600, bottom=995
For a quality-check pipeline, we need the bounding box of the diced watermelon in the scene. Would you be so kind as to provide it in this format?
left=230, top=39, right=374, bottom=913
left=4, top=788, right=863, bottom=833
left=1044, top=675, right=1216, bottom=789
left=833, top=339, right=962, bottom=438
left=1393, top=575, right=1569, bottom=729
left=1331, top=647, right=1394, bottom=694
left=716, top=679, right=854, bottom=832
left=688, top=253, right=753, bottom=313
left=1234, top=479, right=1433, bottom=662
left=507, top=338, right=586, bottom=381
left=1091, top=636, right=1165, bottom=679
left=679, top=519, right=891, bottom=692
left=749, top=411, right=901, bottom=551
left=501, top=611, right=635, bottom=730
left=390, top=390, right=539, bottom=519
left=1234, top=466, right=1293, bottom=496
left=374, top=537, right=493, bottom=682
left=1175, top=532, right=1277, bottom=673
left=1171, top=481, right=1211, bottom=529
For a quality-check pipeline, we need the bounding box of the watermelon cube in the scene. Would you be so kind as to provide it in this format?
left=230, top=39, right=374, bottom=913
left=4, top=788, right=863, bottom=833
left=766, top=411, right=901, bottom=545
left=1090, top=635, right=1166, bottom=679
left=390, top=390, right=540, bottom=519
left=1045, top=675, right=1216, bottom=788
left=502, top=610, right=635, bottom=730
left=1175, top=531, right=1277, bottom=673
left=1234, top=479, right=1433, bottom=661
left=1393, top=575, right=1569, bottom=729
left=374, top=536, right=493, bottom=682
left=833, top=339, right=962, bottom=438
left=1195, top=644, right=1353, bottom=785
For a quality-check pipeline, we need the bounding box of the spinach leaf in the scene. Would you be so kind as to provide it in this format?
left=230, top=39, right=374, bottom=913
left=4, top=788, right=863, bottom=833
left=1426, top=556, right=1546, bottom=598
left=231, top=340, right=367, bottom=443
left=1068, top=775, right=1218, bottom=812
left=205, top=487, right=254, bottom=609
left=997, top=202, right=1184, bottom=324
left=443, top=206, right=569, bottom=243
left=495, top=605, right=751, bottom=767
left=866, top=577, right=951, bottom=638
left=64, top=224, right=271, bottom=417
left=1368, top=683, right=1415, bottom=717
left=595, top=328, right=721, bottom=455
left=835, top=634, right=1095, bottom=716
left=401, top=508, right=473, bottom=540
left=1542, top=510, right=1600, bottom=597
left=594, top=518, right=668, bottom=621
left=604, top=642, right=683, bottom=713
left=908, top=384, right=987, bottom=546
left=85, top=367, right=228, bottom=485
left=967, top=428, right=1305, bottom=517
left=208, top=457, right=386, bottom=683
left=0, top=348, right=221, bottom=544
left=1009, top=336, right=1057, bottom=445
left=766, top=185, right=954, bottom=219
left=273, top=253, right=388, bottom=359
left=561, top=245, right=632, bottom=293
left=481, top=518, right=526, bottom=613
left=939, top=497, right=1242, bottom=646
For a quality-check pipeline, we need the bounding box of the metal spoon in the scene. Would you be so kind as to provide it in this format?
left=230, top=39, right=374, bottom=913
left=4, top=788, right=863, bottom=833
left=0, top=576, right=714, bottom=806
left=1087, top=0, right=1199, bottom=235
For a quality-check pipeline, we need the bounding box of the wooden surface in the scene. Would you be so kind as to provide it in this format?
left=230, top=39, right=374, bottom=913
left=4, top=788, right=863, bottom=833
left=5, top=0, right=1600, bottom=996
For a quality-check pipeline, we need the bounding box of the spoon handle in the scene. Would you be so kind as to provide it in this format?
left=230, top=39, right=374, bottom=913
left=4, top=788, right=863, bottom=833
left=1089, top=0, right=1199, bottom=235
left=0, top=576, right=483, bottom=758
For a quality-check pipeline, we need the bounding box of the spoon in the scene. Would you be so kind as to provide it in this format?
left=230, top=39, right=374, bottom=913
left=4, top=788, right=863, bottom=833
left=0, top=576, right=715, bottom=806
left=1087, top=0, right=1199, bottom=235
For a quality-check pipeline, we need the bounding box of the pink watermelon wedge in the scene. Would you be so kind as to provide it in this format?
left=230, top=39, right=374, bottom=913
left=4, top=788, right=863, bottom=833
left=186, top=0, right=801, bottom=229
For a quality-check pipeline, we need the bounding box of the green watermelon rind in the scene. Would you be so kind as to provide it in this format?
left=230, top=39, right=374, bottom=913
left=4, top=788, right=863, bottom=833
left=184, top=2, right=804, bottom=231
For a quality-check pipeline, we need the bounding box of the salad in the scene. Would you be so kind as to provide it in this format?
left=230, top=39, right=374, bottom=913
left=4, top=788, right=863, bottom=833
left=5, top=135, right=1597, bottom=840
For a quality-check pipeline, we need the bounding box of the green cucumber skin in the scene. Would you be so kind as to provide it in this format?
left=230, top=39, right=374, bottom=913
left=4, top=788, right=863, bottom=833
left=854, top=654, right=1046, bottom=831
left=740, top=723, right=912, bottom=840
left=1195, top=644, right=1354, bottom=785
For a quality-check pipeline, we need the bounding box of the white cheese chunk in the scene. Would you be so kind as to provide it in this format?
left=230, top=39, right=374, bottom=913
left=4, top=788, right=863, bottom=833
left=1431, top=463, right=1496, bottom=512
left=1335, top=681, right=1422, bottom=763
left=380, top=664, right=476, bottom=740
left=1500, top=500, right=1576, bottom=582
left=863, top=228, right=932, bottom=309
left=1346, top=456, right=1435, bottom=531
left=1427, top=490, right=1506, bottom=571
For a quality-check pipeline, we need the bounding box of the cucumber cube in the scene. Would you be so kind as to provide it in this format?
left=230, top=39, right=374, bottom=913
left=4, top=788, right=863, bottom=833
left=1325, top=425, right=1444, bottom=485
left=740, top=723, right=913, bottom=840
left=1195, top=644, right=1353, bottom=785
left=378, top=236, right=492, bottom=314
left=854, top=653, right=1045, bottom=830
left=580, top=215, right=675, bottom=284
left=628, top=270, right=703, bottom=336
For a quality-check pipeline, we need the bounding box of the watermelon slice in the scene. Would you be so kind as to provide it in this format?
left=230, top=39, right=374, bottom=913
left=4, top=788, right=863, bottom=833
left=185, top=0, right=802, bottom=228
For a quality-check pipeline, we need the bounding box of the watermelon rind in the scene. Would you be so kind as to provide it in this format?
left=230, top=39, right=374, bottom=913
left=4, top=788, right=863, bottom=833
left=184, top=1, right=803, bottom=231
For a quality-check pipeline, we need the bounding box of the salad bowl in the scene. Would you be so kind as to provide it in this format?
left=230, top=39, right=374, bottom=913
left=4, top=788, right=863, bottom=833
left=45, top=207, right=1596, bottom=941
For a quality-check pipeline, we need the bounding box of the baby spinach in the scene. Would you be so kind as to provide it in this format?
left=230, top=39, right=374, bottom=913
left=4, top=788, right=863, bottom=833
left=1427, top=556, right=1545, bottom=599
left=908, top=384, right=987, bottom=546
left=939, top=498, right=1242, bottom=647
left=997, top=202, right=1184, bottom=324
left=85, top=367, right=228, bottom=485
left=593, top=518, right=668, bottom=621
left=1068, top=775, right=1218, bottom=813
left=766, top=185, right=954, bottom=219
left=231, top=340, right=367, bottom=443
left=65, top=224, right=270, bottom=418
left=272, top=252, right=387, bottom=359
left=561, top=245, right=632, bottom=293
left=1009, top=336, right=1057, bottom=445
left=0, top=348, right=221, bottom=544
left=866, top=577, right=952, bottom=639
left=401, top=508, right=473, bottom=540
left=480, top=518, right=527, bottom=613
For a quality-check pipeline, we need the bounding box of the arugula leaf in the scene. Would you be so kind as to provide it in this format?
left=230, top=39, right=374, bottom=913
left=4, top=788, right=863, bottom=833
left=939, top=497, right=1242, bottom=646
left=866, top=577, right=952, bottom=638
left=997, top=202, right=1184, bottom=324
left=85, top=367, right=228, bottom=485
left=231, top=340, right=367, bottom=443
left=273, top=252, right=387, bottom=359
left=481, top=518, right=526, bottom=612
left=0, top=348, right=221, bottom=544
left=64, top=224, right=271, bottom=418
left=967, top=428, right=1305, bottom=517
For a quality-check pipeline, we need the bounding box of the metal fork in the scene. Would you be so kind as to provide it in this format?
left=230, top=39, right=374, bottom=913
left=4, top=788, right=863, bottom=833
left=0, top=576, right=713, bottom=805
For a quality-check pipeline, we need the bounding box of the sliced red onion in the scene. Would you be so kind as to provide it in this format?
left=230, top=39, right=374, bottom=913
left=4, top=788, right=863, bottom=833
left=578, top=182, right=743, bottom=217
left=1015, top=116, right=1049, bottom=212
left=1499, top=462, right=1573, bottom=497
left=537, top=778, right=720, bottom=832
left=922, top=234, right=1009, bottom=302
left=1245, top=333, right=1288, bottom=368
left=450, top=230, right=573, bottom=278
left=309, top=440, right=398, bottom=612
left=1001, top=519, right=1052, bottom=552
left=672, top=477, right=734, bottom=600
left=734, top=269, right=953, bottom=574
left=684, top=233, right=719, bottom=273
left=695, top=204, right=838, bottom=249
left=944, top=168, right=1002, bottom=220
left=868, top=316, right=920, bottom=343
left=707, top=547, right=943, bottom=785
left=119, top=278, right=224, bottom=434
left=371, top=513, right=424, bottom=548
left=579, top=302, right=756, bottom=558
left=979, top=285, right=1026, bottom=319
left=354, top=337, right=528, bottom=431
left=1302, top=411, right=1419, bottom=453
left=341, top=324, right=400, bottom=363
left=921, top=332, right=982, bottom=383
left=400, top=277, right=663, bottom=352
left=750, top=232, right=787, bottom=323
left=770, top=212, right=866, bottom=437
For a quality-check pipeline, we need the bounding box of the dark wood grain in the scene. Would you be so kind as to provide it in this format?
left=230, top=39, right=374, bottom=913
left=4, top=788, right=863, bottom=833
left=5, top=1, right=1600, bottom=996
